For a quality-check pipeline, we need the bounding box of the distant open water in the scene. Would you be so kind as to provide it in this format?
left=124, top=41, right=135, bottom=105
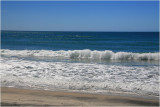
left=1, top=31, right=159, bottom=97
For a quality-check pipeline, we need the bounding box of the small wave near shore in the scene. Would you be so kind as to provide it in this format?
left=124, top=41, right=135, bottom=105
left=1, top=49, right=159, bottom=61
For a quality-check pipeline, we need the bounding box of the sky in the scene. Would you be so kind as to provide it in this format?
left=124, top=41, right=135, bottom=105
left=1, top=1, right=159, bottom=32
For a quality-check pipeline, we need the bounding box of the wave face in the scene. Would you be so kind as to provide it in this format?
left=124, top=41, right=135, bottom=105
left=1, top=49, right=159, bottom=61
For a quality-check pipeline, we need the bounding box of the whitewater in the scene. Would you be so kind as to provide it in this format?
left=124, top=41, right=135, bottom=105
left=1, top=49, right=159, bottom=97
left=1, top=49, right=159, bottom=61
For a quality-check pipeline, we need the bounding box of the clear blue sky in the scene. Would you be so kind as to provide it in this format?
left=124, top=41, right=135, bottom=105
left=1, top=1, right=159, bottom=32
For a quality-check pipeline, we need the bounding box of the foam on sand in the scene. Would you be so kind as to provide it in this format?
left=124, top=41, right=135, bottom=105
left=1, top=57, right=159, bottom=96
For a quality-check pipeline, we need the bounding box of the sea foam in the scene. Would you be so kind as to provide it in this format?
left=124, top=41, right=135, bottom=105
left=0, top=57, right=159, bottom=96
left=1, top=49, right=159, bottom=61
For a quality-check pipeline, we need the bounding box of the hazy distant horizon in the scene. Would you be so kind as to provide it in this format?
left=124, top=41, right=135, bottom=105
left=1, top=30, right=159, bottom=32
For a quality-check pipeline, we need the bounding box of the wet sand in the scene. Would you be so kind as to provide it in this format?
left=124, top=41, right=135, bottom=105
left=1, top=87, right=159, bottom=106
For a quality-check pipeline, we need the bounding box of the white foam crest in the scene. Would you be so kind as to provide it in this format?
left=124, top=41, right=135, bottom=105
left=1, top=49, right=159, bottom=61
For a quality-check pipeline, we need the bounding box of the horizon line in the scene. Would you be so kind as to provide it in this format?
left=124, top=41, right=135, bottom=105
left=1, top=30, right=159, bottom=32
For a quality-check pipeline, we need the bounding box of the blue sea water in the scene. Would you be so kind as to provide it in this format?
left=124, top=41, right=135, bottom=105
left=1, top=31, right=159, bottom=52
left=1, top=31, right=159, bottom=97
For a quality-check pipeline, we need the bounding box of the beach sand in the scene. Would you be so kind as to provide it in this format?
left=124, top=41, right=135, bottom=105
left=1, top=87, right=159, bottom=106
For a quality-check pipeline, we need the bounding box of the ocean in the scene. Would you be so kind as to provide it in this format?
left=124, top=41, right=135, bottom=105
left=1, top=31, right=159, bottom=97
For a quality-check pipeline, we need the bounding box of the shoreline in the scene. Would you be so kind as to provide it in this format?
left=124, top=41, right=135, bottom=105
left=1, top=87, right=159, bottom=106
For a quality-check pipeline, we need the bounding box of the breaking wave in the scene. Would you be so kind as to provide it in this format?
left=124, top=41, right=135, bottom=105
left=1, top=49, right=159, bottom=61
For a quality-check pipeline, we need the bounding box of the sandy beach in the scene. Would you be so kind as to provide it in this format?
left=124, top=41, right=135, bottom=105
left=1, top=87, right=159, bottom=106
